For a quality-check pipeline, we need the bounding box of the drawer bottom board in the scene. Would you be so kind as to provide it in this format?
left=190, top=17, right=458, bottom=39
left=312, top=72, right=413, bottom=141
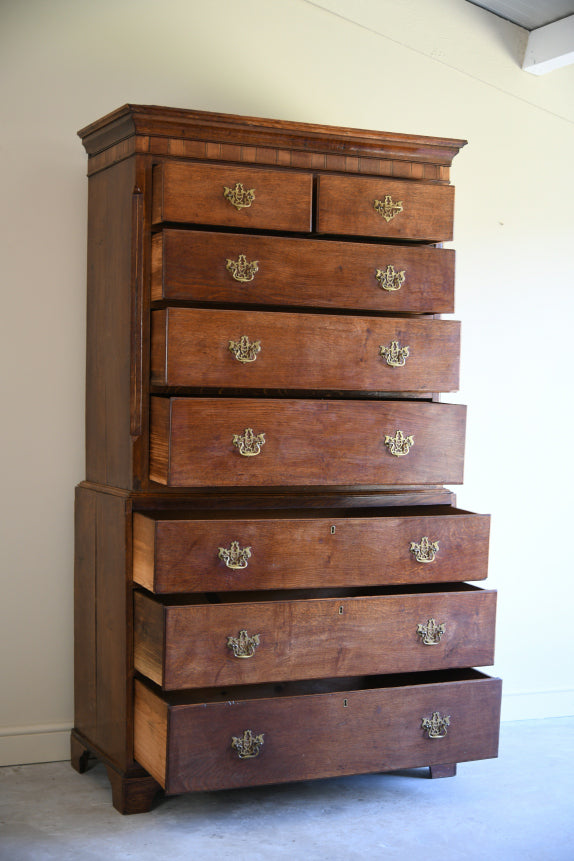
left=134, top=670, right=501, bottom=794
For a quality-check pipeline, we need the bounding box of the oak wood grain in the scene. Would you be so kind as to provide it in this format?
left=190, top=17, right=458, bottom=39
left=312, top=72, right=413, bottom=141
left=133, top=586, right=496, bottom=689
left=133, top=672, right=501, bottom=793
left=317, top=175, right=455, bottom=241
left=152, top=161, right=313, bottom=232
left=132, top=508, right=490, bottom=593
left=151, top=229, right=455, bottom=313
left=151, top=308, right=460, bottom=393
left=149, top=397, right=466, bottom=487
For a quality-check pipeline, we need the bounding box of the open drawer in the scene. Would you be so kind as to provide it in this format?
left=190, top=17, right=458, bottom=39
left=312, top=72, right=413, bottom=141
left=134, top=670, right=502, bottom=794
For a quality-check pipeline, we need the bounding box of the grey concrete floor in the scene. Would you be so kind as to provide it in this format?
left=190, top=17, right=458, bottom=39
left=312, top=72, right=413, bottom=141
left=1, top=717, right=573, bottom=861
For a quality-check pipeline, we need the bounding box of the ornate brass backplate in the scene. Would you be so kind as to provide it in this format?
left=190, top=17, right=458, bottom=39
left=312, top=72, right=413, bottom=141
left=232, top=428, right=266, bottom=457
left=227, top=629, right=261, bottom=659
left=384, top=430, right=414, bottom=456
left=226, top=254, right=259, bottom=283
left=228, top=335, right=261, bottom=364
left=375, top=264, right=406, bottom=292
left=379, top=340, right=410, bottom=368
left=410, top=536, right=440, bottom=563
left=417, top=618, right=446, bottom=646
left=231, top=729, right=265, bottom=759
left=218, top=541, right=252, bottom=570
left=421, top=712, right=451, bottom=739
left=223, top=182, right=255, bottom=211
left=373, top=194, right=403, bottom=222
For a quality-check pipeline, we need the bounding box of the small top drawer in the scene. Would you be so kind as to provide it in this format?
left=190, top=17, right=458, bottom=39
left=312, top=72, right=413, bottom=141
left=316, top=175, right=454, bottom=241
left=152, top=162, right=313, bottom=232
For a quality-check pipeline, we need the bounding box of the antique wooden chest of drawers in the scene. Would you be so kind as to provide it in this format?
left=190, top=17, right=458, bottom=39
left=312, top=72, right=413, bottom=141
left=72, top=104, right=501, bottom=814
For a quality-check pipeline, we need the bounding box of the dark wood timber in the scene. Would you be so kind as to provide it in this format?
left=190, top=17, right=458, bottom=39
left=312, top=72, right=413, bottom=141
left=151, top=229, right=456, bottom=314
left=133, top=586, right=496, bottom=690
left=73, top=487, right=133, bottom=772
left=132, top=508, right=490, bottom=593
left=133, top=672, right=501, bottom=794
left=85, top=157, right=146, bottom=490
left=134, top=586, right=496, bottom=690
left=105, top=765, right=162, bottom=815
left=151, top=308, right=460, bottom=393
left=74, top=105, right=497, bottom=813
left=317, top=175, right=455, bottom=241
left=70, top=731, right=92, bottom=774
left=149, top=397, right=466, bottom=487
left=152, top=161, right=313, bottom=232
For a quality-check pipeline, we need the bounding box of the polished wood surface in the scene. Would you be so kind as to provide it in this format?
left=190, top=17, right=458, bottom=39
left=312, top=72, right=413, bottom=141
left=151, top=229, right=456, bottom=313
left=151, top=308, right=460, bottom=393
left=74, top=487, right=133, bottom=772
left=317, top=175, right=455, bottom=241
left=134, top=586, right=496, bottom=689
left=134, top=672, right=501, bottom=793
left=149, top=397, right=466, bottom=487
left=132, top=508, right=490, bottom=593
left=152, top=161, right=313, bottom=232
left=75, top=105, right=496, bottom=813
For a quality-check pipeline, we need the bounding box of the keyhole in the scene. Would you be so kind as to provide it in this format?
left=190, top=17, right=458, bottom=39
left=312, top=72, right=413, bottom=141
left=331, top=525, right=336, bottom=535
left=339, top=606, right=344, bottom=615
left=343, top=698, right=348, bottom=708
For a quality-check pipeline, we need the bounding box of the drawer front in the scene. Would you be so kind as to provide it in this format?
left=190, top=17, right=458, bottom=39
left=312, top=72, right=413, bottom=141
left=151, top=308, right=460, bottom=393
left=134, top=587, right=496, bottom=689
left=149, top=397, right=466, bottom=487
left=152, top=229, right=455, bottom=313
left=317, top=175, right=454, bottom=241
left=152, top=162, right=313, bottom=232
left=133, top=509, right=490, bottom=593
left=134, top=672, right=502, bottom=793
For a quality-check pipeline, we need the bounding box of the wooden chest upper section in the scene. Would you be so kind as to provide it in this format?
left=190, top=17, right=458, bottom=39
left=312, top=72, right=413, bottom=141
left=78, top=106, right=466, bottom=492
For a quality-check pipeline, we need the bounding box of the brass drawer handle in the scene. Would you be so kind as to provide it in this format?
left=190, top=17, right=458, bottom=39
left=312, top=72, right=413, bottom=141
left=232, top=428, right=266, bottom=457
left=422, top=712, right=451, bottom=739
left=373, top=194, right=403, bottom=222
left=232, top=729, right=265, bottom=759
left=223, top=182, right=255, bottom=211
left=384, top=430, right=414, bottom=456
left=229, top=335, right=261, bottom=364
left=375, top=264, right=406, bottom=292
left=379, top=340, right=410, bottom=368
left=410, top=537, right=439, bottom=563
left=227, top=629, right=261, bottom=659
left=226, top=254, right=259, bottom=283
left=417, top=618, right=446, bottom=645
left=218, top=541, right=252, bottom=570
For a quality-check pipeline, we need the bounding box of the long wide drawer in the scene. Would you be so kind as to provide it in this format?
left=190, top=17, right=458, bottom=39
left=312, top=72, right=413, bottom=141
left=134, top=670, right=502, bottom=793
left=151, top=308, right=460, bottom=393
left=133, top=508, right=490, bottom=593
left=149, top=397, right=466, bottom=487
left=152, top=162, right=313, bottom=232
left=317, top=175, right=455, bottom=241
left=134, top=585, right=496, bottom=689
left=151, top=229, right=455, bottom=313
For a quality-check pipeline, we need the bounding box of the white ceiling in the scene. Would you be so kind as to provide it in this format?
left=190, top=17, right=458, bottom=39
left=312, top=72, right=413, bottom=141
left=467, top=0, right=574, bottom=29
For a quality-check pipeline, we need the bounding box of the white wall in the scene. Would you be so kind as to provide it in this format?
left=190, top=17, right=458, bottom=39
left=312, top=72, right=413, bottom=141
left=1, top=0, right=573, bottom=765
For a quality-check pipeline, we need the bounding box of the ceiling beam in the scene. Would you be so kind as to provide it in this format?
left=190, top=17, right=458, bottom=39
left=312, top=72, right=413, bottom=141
left=522, top=14, right=574, bottom=75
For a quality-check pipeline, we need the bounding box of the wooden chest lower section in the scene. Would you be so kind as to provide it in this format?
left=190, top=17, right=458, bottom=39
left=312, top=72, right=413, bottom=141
left=150, top=398, right=466, bottom=487
left=134, top=671, right=502, bottom=794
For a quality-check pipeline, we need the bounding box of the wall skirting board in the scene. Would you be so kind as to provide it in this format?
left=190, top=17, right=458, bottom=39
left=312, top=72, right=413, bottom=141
left=0, top=723, right=70, bottom=767
left=1, top=693, right=573, bottom=766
